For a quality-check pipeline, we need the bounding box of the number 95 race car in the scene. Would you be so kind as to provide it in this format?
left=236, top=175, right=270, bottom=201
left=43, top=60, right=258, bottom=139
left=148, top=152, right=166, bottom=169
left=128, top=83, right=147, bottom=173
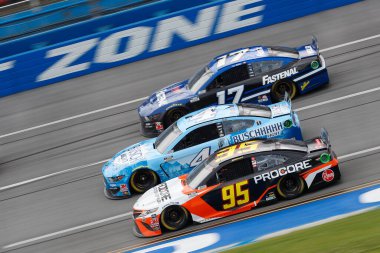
left=138, top=37, right=328, bottom=137
left=102, top=100, right=302, bottom=199
left=132, top=129, right=340, bottom=237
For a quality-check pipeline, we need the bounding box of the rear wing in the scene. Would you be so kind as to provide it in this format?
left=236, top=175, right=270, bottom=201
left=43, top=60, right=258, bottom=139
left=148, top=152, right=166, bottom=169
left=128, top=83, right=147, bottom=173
left=297, top=35, right=320, bottom=58
left=268, top=93, right=292, bottom=118
left=306, top=128, right=331, bottom=153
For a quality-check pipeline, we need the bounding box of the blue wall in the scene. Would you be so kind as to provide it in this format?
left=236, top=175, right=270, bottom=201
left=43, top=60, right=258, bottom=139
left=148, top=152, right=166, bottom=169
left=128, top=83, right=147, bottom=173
left=0, top=0, right=361, bottom=97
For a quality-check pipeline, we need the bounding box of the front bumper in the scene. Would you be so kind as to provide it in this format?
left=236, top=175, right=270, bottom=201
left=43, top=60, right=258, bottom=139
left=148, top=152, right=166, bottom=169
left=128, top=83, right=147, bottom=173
left=139, top=118, right=164, bottom=138
left=103, top=177, right=131, bottom=199
left=133, top=213, right=163, bottom=237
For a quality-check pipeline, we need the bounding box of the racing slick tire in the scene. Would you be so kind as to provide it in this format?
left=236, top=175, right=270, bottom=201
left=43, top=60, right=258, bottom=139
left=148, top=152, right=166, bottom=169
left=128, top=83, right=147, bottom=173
left=164, top=108, right=188, bottom=127
left=277, top=175, right=305, bottom=200
left=271, top=79, right=297, bottom=102
left=130, top=169, right=159, bottom=193
left=160, top=205, right=190, bottom=231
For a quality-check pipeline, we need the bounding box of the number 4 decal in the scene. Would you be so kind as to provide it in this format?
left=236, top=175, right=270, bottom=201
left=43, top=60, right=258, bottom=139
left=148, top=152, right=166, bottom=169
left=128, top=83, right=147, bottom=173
left=217, top=85, right=244, bottom=104
left=190, top=147, right=210, bottom=167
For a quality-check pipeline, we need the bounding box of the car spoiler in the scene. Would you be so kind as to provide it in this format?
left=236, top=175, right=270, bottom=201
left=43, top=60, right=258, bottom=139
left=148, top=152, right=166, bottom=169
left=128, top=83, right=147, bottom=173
left=320, top=127, right=331, bottom=152
left=311, top=35, right=319, bottom=53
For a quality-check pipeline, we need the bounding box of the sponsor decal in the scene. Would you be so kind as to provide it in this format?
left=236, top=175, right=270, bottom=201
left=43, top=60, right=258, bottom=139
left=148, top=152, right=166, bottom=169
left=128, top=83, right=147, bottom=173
left=157, top=183, right=171, bottom=202
left=258, top=94, right=268, bottom=103
left=322, top=169, right=334, bottom=182
left=301, top=80, right=310, bottom=91
left=253, top=159, right=312, bottom=184
left=116, top=145, right=143, bottom=165
left=305, top=45, right=315, bottom=55
left=190, top=96, right=200, bottom=103
left=120, top=184, right=129, bottom=194
left=155, top=122, right=164, bottom=131
left=265, top=191, right=276, bottom=201
left=251, top=156, right=257, bottom=167
left=156, top=91, right=167, bottom=106
left=262, top=68, right=298, bottom=85
left=311, top=60, right=320, bottom=70
left=232, top=122, right=283, bottom=143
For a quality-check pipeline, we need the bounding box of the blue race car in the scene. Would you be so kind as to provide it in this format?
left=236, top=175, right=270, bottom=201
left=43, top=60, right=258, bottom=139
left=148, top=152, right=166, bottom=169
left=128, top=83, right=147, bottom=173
left=102, top=100, right=303, bottom=199
left=138, top=37, right=328, bottom=137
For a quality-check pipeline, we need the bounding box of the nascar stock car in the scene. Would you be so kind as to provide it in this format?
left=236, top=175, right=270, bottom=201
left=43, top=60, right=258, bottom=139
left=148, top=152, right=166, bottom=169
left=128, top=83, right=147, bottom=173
left=102, top=100, right=303, bottom=199
left=132, top=129, right=340, bottom=237
left=138, top=37, right=328, bottom=137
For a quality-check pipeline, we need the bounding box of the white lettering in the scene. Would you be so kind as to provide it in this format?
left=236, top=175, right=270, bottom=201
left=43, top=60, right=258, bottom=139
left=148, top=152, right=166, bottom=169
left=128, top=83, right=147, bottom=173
left=262, top=67, right=298, bottom=85
left=151, top=6, right=218, bottom=51
left=217, top=0, right=265, bottom=33
left=0, top=60, right=15, bottom=72
left=37, top=38, right=98, bottom=82
left=95, top=27, right=152, bottom=63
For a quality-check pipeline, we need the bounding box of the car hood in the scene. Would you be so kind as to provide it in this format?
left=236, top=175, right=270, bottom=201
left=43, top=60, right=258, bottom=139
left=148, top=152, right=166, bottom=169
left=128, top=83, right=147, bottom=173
left=102, top=138, right=160, bottom=177
left=134, top=177, right=187, bottom=210
left=138, top=80, right=194, bottom=116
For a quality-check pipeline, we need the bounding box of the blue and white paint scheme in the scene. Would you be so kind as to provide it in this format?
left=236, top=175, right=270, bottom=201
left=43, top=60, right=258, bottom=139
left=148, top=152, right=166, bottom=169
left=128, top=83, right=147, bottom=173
left=102, top=100, right=302, bottom=198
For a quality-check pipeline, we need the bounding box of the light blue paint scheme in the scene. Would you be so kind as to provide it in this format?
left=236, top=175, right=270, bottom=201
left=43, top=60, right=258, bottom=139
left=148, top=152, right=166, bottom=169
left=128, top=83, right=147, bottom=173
left=128, top=184, right=380, bottom=252
left=102, top=101, right=302, bottom=198
left=0, top=0, right=360, bottom=97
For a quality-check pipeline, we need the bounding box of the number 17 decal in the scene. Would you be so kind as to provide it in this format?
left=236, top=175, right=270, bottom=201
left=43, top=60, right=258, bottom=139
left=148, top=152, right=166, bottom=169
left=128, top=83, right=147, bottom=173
left=222, top=180, right=250, bottom=210
left=217, top=85, right=244, bottom=104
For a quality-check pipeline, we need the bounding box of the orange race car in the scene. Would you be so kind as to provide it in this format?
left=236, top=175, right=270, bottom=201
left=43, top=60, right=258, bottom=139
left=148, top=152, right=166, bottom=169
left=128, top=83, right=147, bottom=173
left=132, top=129, right=340, bottom=237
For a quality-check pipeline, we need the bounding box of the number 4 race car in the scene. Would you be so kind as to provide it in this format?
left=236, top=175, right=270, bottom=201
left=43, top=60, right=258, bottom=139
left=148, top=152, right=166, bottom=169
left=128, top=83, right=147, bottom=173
left=138, top=37, right=328, bottom=137
left=132, top=129, right=340, bottom=237
left=102, top=100, right=302, bottom=199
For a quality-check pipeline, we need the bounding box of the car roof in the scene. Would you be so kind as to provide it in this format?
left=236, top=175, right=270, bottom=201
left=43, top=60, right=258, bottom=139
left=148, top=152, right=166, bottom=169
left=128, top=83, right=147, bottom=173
left=213, top=139, right=307, bottom=165
left=207, top=46, right=299, bottom=71
left=176, top=104, right=239, bottom=131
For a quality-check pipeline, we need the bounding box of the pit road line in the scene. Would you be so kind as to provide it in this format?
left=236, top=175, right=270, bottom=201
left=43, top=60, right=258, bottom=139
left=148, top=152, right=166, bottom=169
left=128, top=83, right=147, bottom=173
left=2, top=144, right=379, bottom=250
left=0, top=33, right=379, bottom=140
left=1, top=88, right=380, bottom=192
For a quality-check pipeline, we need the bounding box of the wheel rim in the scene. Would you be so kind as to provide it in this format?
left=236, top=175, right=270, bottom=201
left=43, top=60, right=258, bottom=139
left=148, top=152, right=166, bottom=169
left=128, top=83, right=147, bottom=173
left=278, top=176, right=304, bottom=199
left=273, top=82, right=295, bottom=100
left=130, top=170, right=157, bottom=193
left=168, top=110, right=185, bottom=124
left=161, top=206, right=188, bottom=231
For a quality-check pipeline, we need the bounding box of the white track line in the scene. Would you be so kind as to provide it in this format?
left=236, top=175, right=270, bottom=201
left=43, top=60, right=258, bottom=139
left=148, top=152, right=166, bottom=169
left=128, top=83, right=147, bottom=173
left=1, top=87, right=380, bottom=192
left=0, top=96, right=148, bottom=139
left=2, top=143, right=379, bottom=250
left=2, top=212, right=133, bottom=250
left=294, top=86, right=380, bottom=112
left=0, top=160, right=108, bottom=191
left=1, top=33, right=379, bottom=140
left=320, top=34, right=380, bottom=53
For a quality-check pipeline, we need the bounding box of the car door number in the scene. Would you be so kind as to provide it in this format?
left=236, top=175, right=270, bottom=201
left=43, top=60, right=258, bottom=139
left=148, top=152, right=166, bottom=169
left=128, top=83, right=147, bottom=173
left=190, top=147, right=210, bottom=167
left=216, top=85, right=244, bottom=104
left=222, top=180, right=250, bottom=209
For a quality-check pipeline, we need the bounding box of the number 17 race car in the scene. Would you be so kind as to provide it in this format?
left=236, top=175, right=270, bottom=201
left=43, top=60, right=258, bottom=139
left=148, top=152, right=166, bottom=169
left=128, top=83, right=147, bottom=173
left=138, top=37, right=328, bottom=137
left=132, top=129, right=340, bottom=237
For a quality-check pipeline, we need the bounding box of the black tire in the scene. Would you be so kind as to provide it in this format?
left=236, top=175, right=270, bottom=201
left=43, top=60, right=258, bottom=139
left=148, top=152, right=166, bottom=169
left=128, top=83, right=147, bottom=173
left=277, top=175, right=305, bottom=200
left=271, top=79, right=297, bottom=102
left=164, top=108, right=187, bottom=127
left=160, top=205, right=190, bottom=231
left=130, top=169, right=159, bottom=193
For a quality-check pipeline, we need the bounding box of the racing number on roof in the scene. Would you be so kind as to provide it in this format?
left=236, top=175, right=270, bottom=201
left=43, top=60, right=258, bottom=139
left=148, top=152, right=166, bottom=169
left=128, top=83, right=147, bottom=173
left=216, top=141, right=259, bottom=162
left=222, top=180, right=249, bottom=210
left=216, top=85, right=244, bottom=104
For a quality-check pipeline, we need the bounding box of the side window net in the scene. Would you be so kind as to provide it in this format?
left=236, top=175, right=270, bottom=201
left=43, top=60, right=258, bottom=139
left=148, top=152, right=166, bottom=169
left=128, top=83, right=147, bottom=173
left=217, top=158, right=253, bottom=183
left=174, top=123, right=220, bottom=151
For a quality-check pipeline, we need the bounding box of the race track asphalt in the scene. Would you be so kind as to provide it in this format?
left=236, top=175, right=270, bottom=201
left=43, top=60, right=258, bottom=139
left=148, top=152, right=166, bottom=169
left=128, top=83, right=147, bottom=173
left=1, top=0, right=380, bottom=252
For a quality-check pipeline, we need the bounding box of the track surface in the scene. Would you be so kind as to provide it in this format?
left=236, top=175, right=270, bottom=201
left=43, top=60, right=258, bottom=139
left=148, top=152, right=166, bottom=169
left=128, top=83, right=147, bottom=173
left=1, top=0, right=380, bottom=252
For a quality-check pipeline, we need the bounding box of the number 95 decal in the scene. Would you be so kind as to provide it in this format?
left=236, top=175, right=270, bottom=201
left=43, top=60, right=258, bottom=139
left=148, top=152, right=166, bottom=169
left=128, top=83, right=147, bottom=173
left=222, top=180, right=250, bottom=210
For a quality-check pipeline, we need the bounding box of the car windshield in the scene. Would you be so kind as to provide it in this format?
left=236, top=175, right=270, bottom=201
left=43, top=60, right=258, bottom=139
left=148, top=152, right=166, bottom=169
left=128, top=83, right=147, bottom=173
left=187, top=156, right=217, bottom=189
left=188, top=66, right=214, bottom=92
left=155, top=123, right=182, bottom=153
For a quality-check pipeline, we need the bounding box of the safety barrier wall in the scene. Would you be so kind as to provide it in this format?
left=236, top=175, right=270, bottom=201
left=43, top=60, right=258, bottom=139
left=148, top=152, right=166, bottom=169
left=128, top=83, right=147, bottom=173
left=0, top=0, right=213, bottom=57
left=0, top=0, right=157, bottom=41
left=0, top=0, right=361, bottom=97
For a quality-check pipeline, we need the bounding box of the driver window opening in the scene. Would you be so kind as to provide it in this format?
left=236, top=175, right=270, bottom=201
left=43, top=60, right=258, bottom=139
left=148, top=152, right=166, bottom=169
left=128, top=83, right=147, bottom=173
left=173, top=123, right=220, bottom=151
